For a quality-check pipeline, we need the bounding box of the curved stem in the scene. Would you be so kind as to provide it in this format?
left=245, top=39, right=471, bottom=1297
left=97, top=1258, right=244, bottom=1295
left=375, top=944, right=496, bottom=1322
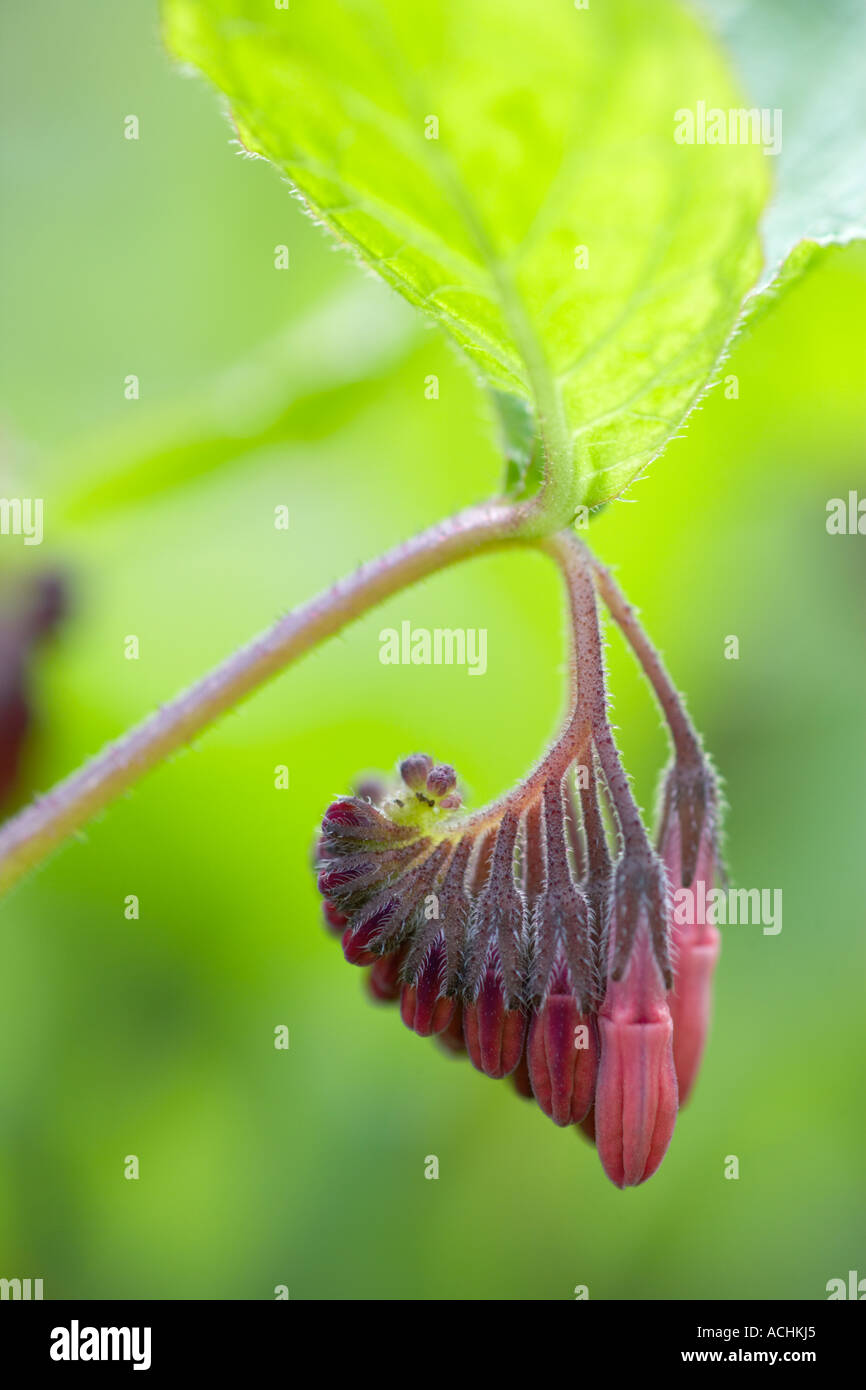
left=453, top=526, right=593, bottom=836
left=0, top=496, right=542, bottom=896
left=578, top=543, right=702, bottom=766
left=544, top=533, right=651, bottom=856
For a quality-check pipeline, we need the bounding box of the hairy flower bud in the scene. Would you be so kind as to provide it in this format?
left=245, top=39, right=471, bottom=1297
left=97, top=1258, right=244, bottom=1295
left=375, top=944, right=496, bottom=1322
left=527, top=996, right=598, bottom=1126
left=524, top=779, right=599, bottom=1122
left=658, top=766, right=722, bottom=1106
left=462, top=964, right=527, bottom=1079
left=594, top=908, right=678, bottom=1188
left=461, top=810, right=528, bottom=1077
left=367, top=950, right=404, bottom=1002
left=314, top=569, right=725, bottom=1194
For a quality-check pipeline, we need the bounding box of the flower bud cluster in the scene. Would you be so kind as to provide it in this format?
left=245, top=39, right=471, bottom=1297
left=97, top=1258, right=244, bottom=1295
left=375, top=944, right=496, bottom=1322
left=316, top=737, right=722, bottom=1187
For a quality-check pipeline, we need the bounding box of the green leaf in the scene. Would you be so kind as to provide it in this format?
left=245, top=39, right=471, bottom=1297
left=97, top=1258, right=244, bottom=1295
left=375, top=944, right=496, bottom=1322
left=702, top=0, right=866, bottom=300
left=164, top=0, right=767, bottom=510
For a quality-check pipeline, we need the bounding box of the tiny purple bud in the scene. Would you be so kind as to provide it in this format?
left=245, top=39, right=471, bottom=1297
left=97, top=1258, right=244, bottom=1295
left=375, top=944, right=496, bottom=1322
left=435, top=1003, right=467, bottom=1056
left=463, top=968, right=527, bottom=1079
left=322, top=899, right=348, bottom=935
left=342, top=898, right=399, bottom=965
left=426, top=764, right=457, bottom=798
left=399, top=753, right=434, bottom=790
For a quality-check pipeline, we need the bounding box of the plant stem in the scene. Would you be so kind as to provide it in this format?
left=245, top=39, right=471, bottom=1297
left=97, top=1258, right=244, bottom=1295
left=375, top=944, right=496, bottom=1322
left=545, top=534, right=651, bottom=856
left=0, top=497, right=539, bottom=897
left=578, top=543, right=702, bottom=766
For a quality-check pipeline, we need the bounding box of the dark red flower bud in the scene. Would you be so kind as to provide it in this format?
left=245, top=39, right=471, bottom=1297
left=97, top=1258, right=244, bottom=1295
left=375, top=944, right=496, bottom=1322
left=342, top=898, right=400, bottom=965
left=323, top=798, right=372, bottom=827
left=462, top=965, right=527, bottom=1079
left=465, top=810, right=526, bottom=1004
left=527, top=995, right=598, bottom=1126
left=430, top=833, right=475, bottom=991
left=316, top=857, right=376, bottom=899
left=317, top=840, right=429, bottom=912
left=435, top=1004, right=467, bottom=1056
left=367, top=950, right=404, bottom=1003
left=322, top=899, right=348, bottom=935
left=400, top=937, right=455, bottom=1036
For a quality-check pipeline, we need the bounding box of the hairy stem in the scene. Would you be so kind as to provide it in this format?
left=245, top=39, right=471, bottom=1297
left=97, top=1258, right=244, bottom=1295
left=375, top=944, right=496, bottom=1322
left=443, top=533, right=591, bottom=837
left=545, top=534, right=651, bottom=856
left=579, top=543, right=702, bottom=766
left=0, top=497, right=543, bottom=897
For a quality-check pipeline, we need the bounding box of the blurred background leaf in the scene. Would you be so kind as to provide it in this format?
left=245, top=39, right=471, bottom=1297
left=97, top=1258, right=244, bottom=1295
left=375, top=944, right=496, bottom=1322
left=702, top=0, right=866, bottom=289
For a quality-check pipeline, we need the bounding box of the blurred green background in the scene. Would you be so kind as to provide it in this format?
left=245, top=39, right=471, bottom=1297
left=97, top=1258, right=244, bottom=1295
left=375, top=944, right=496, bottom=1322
left=1, top=1, right=864, bottom=1300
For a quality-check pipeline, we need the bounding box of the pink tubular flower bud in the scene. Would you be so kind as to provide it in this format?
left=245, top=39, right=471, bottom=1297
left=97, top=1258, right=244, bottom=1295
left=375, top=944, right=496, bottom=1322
left=342, top=899, right=398, bottom=965
left=594, top=897, right=678, bottom=1188
left=399, top=753, right=434, bottom=790
left=527, top=996, right=598, bottom=1126
left=659, top=784, right=722, bottom=1106
left=462, top=964, right=527, bottom=1078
